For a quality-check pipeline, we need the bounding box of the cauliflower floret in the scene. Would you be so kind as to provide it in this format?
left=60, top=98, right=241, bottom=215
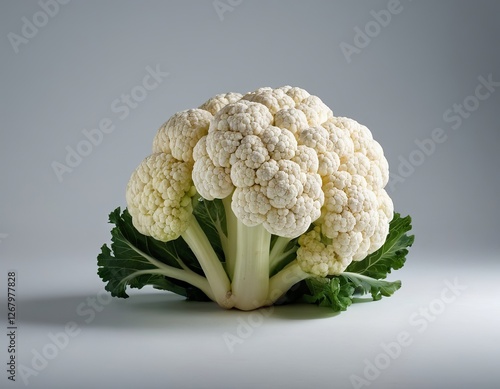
left=259, top=126, right=297, bottom=161
left=193, top=156, right=233, bottom=201
left=241, top=88, right=296, bottom=114
left=264, top=160, right=304, bottom=209
left=296, top=95, right=333, bottom=127
left=292, top=145, right=320, bottom=173
left=329, top=116, right=389, bottom=188
left=369, top=190, right=394, bottom=253
left=199, top=92, right=243, bottom=115
left=283, top=86, right=311, bottom=105
left=298, top=126, right=333, bottom=154
left=230, top=157, right=323, bottom=237
left=231, top=186, right=270, bottom=226
left=230, top=135, right=270, bottom=169
left=195, top=94, right=324, bottom=238
left=152, top=109, right=212, bottom=162
left=192, top=136, right=233, bottom=200
left=152, top=121, right=171, bottom=154
left=311, top=168, right=392, bottom=271
left=126, top=153, right=196, bottom=241
left=296, top=226, right=352, bottom=276
left=274, top=108, right=310, bottom=135
left=290, top=110, right=394, bottom=275
left=322, top=120, right=355, bottom=159
left=205, top=101, right=273, bottom=168
left=298, top=126, right=340, bottom=177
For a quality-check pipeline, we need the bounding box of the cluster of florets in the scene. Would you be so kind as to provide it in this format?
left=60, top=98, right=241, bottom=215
left=126, top=86, right=393, bottom=277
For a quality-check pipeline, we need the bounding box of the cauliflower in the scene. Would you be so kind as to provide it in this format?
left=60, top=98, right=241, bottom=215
left=98, top=86, right=414, bottom=312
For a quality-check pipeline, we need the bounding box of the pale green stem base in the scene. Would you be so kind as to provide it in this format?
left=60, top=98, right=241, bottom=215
left=267, top=260, right=309, bottom=304
left=222, top=196, right=238, bottom=280
left=182, top=215, right=233, bottom=308
left=230, top=222, right=271, bottom=311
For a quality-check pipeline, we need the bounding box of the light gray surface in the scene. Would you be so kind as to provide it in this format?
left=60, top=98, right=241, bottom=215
left=4, top=258, right=500, bottom=389
left=1, top=1, right=499, bottom=388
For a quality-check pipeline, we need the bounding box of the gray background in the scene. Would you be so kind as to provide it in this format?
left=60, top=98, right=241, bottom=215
left=1, top=0, right=499, bottom=261
left=1, top=1, right=499, bottom=388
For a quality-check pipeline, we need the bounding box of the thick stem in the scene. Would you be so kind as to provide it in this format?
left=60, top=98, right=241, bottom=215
left=182, top=215, right=233, bottom=308
left=222, top=196, right=238, bottom=280
left=267, top=260, right=309, bottom=305
left=231, top=221, right=271, bottom=311
left=269, top=236, right=296, bottom=273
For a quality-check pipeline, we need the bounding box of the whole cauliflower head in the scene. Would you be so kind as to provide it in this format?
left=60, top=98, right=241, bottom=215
left=125, top=86, right=393, bottom=274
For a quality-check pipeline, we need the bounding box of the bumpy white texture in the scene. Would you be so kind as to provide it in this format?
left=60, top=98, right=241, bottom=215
left=297, top=226, right=352, bottom=277
left=193, top=87, right=330, bottom=238
left=192, top=136, right=233, bottom=200
left=297, top=115, right=393, bottom=276
left=126, top=153, right=195, bottom=242
left=129, top=85, right=394, bottom=276
left=152, top=109, right=212, bottom=162
left=199, top=92, right=243, bottom=115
